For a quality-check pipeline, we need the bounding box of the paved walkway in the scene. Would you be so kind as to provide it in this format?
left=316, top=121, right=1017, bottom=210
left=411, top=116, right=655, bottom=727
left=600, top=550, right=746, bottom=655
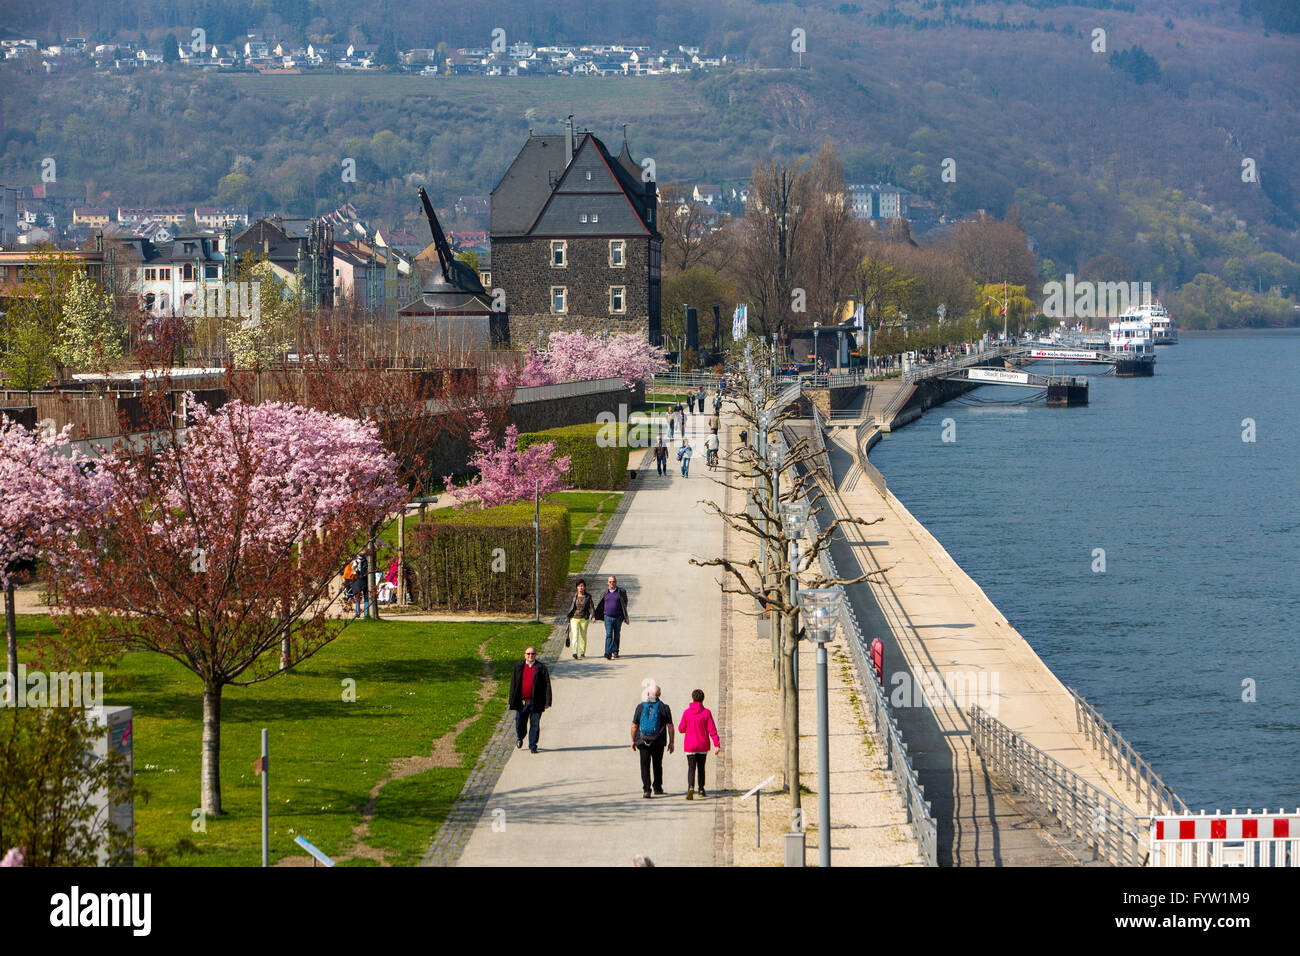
left=819, top=427, right=1142, bottom=864
left=454, top=409, right=727, bottom=867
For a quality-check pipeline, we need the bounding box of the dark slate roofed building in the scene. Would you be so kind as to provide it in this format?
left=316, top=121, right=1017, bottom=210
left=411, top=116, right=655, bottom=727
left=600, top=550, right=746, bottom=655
left=490, top=118, right=661, bottom=345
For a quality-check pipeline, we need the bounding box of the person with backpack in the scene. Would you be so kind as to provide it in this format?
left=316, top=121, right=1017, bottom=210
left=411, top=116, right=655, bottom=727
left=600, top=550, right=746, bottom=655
left=344, top=553, right=369, bottom=618
left=630, top=683, right=674, bottom=797
left=676, top=437, right=693, bottom=477
left=678, top=689, right=721, bottom=799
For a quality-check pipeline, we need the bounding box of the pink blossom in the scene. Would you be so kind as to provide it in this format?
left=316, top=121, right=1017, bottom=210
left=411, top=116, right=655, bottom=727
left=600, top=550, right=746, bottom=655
left=0, top=847, right=22, bottom=867
left=454, top=407, right=570, bottom=509
left=0, top=417, right=108, bottom=588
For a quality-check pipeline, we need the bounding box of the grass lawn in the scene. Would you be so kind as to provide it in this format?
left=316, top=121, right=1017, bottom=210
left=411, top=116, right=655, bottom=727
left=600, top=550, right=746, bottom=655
left=9, top=614, right=550, bottom=867
left=547, top=490, right=622, bottom=574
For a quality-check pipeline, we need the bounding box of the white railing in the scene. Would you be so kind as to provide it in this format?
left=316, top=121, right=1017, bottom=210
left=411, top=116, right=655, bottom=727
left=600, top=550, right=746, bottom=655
left=970, top=705, right=1149, bottom=866
left=1070, top=689, right=1188, bottom=817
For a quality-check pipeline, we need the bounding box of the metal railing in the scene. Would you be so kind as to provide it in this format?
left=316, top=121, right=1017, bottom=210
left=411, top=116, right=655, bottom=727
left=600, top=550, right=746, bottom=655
left=804, top=500, right=937, bottom=866
left=901, top=344, right=1012, bottom=385
left=808, top=403, right=832, bottom=482
left=969, top=705, right=1149, bottom=866
left=651, top=371, right=723, bottom=390
left=1069, top=689, right=1189, bottom=817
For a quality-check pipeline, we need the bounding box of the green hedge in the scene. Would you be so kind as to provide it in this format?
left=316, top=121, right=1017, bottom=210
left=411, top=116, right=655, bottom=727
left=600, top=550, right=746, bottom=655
left=406, top=503, right=571, bottom=614
left=517, top=422, right=632, bottom=490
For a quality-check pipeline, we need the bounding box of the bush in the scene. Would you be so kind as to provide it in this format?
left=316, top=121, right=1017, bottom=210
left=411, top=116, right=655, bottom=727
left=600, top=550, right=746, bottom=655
left=406, top=503, right=571, bottom=613
left=517, top=423, right=632, bottom=490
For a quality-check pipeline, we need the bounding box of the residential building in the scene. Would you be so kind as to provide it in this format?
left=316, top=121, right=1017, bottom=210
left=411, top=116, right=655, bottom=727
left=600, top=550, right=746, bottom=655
left=194, top=206, right=249, bottom=229
left=332, top=239, right=413, bottom=317
left=490, top=118, right=661, bottom=344
left=118, top=206, right=188, bottom=227
left=233, top=217, right=334, bottom=307
left=848, top=183, right=911, bottom=221
left=72, top=207, right=114, bottom=228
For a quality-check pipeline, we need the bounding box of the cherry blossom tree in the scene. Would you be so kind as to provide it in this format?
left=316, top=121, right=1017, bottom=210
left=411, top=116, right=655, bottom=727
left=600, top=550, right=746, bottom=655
left=543, top=330, right=668, bottom=388
left=0, top=417, right=106, bottom=679
left=449, top=406, right=570, bottom=509
left=47, top=398, right=406, bottom=815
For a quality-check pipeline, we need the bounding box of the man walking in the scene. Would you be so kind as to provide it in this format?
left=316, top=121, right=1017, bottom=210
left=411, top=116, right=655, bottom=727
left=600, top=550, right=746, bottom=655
left=631, top=684, right=674, bottom=797
left=654, top=435, right=669, bottom=476
left=677, top=437, right=693, bottom=477
left=508, top=647, right=552, bottom=753
left=593, top=575, right=630, bottom=659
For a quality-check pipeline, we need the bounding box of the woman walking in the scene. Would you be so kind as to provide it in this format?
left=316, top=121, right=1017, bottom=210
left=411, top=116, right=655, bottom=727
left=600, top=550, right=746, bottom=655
left=678, top=689, right=721, bottom=798
left=566, top=579, right=595, bottom=659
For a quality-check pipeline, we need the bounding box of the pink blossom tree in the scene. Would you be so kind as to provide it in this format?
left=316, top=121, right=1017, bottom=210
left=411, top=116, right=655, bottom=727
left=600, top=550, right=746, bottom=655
left=0, top=417, right=107, bottom=679
left=539, top=330, right=669, bottom=388
left=449, top=406, right=570, bottom=509
left=47, top=398, right=407, bottom=815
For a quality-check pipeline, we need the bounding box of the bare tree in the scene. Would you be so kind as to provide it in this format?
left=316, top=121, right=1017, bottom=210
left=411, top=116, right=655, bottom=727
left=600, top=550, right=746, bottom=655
left=803, top=141, right=865, bottom=331
left=690, top=342, right=889, bottom=811
left=658, top=184, right=730, bottom=276
left=727, top=159, right=812, bottom=342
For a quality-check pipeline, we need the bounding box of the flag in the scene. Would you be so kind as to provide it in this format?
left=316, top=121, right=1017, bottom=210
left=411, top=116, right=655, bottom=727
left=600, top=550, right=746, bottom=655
left=732, top=304, right=748, bottom=341
left=854, top=303, right=864, bottom=330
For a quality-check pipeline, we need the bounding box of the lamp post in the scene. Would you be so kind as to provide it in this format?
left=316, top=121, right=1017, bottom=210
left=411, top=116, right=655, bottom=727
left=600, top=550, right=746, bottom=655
left=779, top=495, right=808, bottom=689
left=812, top=321, right=821, bottom=378
left=797, top=586, right=843, bottom=867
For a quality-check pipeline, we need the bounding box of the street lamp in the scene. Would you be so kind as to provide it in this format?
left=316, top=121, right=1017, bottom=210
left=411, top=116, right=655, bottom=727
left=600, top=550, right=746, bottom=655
left=797, top=585, right=843, bottom=868
left=812, top=321, right=821, bottom=378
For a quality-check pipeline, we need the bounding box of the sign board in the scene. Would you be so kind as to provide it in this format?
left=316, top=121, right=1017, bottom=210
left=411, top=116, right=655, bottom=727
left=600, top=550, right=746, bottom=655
left=1028, top=349, right=1096, bottom=360
left=968, top=367, right=1030, bottom=385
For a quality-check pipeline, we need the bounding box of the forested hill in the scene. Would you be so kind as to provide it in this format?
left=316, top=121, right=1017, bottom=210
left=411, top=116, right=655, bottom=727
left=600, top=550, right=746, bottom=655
left=2, top=0, right=1297, bottom=324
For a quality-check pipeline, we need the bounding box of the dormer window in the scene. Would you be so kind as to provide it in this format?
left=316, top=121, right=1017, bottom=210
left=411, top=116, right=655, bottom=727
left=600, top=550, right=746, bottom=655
left=591, top=213, right=598, bottom=223
left=580, top=214, right=588, bottom=223
left=585, top=171, right=592, bottom=181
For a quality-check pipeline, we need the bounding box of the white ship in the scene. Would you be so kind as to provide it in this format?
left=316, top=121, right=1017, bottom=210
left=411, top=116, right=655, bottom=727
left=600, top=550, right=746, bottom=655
left=1120, top=301, right=1178, bottom=345
left=1108, top=317, right=1155, bottom=355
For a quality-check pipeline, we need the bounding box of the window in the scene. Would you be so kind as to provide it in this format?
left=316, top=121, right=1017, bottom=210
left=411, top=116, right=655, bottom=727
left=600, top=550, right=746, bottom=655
left=204, top=265, right=218, bottom=279
left=551, top=286, right=567, bottom=313
left=0, top=266, right=7, bottom=281
left=183, top=263, right=193, bottom=280
left=551, top=240, right=566, bottom=267
left=159, top=268, right=171, bottom=280
left=591, top=213, right=598, bottom=223
left=585, top=171, right=592, bottom=180
left=579, top=214, right=588, bottom=223
left=609, top=240, right=625, bottom=267
left=143, top=267, right=156, bottom=281
left=610, top=286, right=625, bottom=313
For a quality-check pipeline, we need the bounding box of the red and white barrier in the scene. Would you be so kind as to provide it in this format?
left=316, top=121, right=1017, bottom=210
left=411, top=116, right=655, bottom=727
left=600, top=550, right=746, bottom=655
left=1149, top=811, right=1300, bottom=867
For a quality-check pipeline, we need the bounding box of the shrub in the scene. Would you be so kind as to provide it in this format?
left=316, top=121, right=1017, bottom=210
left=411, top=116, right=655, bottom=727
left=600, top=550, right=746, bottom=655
left=517, top=423, right=632, bottom=490
left=406, top=502, right=571, bottom=613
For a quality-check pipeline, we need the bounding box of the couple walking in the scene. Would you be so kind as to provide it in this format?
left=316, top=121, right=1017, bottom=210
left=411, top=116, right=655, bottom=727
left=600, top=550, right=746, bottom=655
left=630, top=683, right=721, bottom=799
left=565, top=576, right=629, bottom=660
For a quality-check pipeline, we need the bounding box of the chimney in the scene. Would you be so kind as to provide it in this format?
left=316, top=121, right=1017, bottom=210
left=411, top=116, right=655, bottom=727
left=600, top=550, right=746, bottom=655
left=564, top=115, right=574, bottom=166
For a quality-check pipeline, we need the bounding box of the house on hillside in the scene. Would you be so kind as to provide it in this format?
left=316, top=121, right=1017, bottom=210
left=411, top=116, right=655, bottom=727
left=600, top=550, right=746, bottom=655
left=490, top=119, right=662, bottom=345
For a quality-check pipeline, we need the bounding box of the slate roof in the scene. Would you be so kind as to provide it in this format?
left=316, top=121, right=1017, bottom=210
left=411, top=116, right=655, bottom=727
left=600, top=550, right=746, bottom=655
left=491, top=130, right=657, bottom=239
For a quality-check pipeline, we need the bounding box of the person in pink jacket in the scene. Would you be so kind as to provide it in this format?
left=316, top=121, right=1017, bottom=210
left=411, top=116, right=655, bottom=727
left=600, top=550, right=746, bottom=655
left=678, top=689, right=721, bottom=799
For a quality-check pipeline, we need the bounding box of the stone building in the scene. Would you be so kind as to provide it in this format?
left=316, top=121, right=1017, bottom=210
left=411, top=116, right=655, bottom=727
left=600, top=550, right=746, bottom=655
left=490, top=118, right=661, bottom=345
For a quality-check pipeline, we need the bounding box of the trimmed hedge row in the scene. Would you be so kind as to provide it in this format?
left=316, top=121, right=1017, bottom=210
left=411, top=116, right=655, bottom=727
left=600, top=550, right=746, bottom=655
left=517, top=422, right=632, bottom=490
left=406, top=503, right=571, bottom=614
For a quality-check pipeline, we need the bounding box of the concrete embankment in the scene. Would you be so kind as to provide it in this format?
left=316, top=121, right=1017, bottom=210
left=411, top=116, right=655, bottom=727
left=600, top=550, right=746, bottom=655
left=819, top=395, right=1149, bottom=865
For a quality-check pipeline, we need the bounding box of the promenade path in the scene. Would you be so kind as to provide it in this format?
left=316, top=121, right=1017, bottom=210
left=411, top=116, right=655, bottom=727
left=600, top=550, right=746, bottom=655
left=452, top=409, right=727, bottom=867
left=820, top=426, right=1143, bottom=865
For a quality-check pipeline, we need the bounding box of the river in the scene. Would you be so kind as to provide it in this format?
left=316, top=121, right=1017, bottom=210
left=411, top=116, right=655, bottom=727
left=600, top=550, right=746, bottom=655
left=869, top=329, right=1300, bottom=812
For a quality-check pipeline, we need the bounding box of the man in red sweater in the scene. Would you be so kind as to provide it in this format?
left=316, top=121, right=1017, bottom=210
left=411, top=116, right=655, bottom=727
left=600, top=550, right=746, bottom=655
left=508, top=647, right=553, bottom=753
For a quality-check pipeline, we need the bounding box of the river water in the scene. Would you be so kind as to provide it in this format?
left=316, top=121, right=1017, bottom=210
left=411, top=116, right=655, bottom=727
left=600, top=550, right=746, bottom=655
left=869, top=329, right=1300, bottom=812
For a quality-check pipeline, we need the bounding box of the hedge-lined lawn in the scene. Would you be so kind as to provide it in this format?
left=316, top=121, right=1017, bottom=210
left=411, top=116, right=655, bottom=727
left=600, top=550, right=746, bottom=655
left=8, top=615, right=550, bottom=867
left=548, top=491, right=622, bottom=574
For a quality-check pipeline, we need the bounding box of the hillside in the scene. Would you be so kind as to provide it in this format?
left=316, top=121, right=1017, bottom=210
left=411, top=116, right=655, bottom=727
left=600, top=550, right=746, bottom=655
left=1, top=0, right=1297, bottom=324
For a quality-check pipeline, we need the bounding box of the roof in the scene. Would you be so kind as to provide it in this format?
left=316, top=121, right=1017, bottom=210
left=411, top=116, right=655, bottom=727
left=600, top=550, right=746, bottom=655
left=492, top=130, right=657, bottom=239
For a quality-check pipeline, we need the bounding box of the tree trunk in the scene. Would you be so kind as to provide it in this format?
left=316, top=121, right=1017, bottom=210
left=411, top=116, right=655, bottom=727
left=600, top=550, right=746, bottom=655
left=201, top=681, right=223, bottom=815
left=782, top=611, right=801, bottom=812
left=367, top=523, right=380, bottom=620
left=5, top=583, right=16, bottom=682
